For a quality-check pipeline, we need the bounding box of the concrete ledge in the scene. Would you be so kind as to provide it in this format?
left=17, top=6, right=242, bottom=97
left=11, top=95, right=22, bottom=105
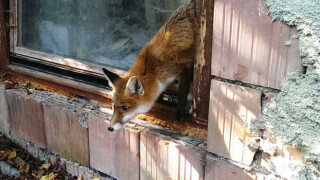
left=140, top=129, right=205, bottom=180
left=88, top=109, right=144, bottom=180
left=0, top=84, right=9, bottom=133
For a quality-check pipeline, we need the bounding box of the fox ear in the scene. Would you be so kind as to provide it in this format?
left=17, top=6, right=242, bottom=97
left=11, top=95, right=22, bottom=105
left=102, top=68, right=120, bottom=89
left=126, top=76, right=144, bottom=95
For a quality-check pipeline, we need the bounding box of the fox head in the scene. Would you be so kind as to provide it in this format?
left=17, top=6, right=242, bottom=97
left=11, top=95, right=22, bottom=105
left=102, top=68, right=154, bottom=131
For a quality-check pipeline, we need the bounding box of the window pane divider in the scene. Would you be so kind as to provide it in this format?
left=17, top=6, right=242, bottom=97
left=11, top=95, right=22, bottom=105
left=13, top=47, right=126, bottom=77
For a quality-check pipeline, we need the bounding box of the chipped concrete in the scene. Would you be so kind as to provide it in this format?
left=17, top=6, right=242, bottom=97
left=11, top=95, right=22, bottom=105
left=285, top=40, right=292, bottom=46
left=79, top=113, right=89, bottom=129
left=269, top=156, right=317, bottom=180
left=249, top=0, right=320, bottom=179
left=0, top=161, right=20, bottom=178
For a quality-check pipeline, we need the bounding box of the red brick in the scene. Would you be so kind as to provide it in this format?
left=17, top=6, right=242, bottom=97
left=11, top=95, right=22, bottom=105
left=205, top=154, right=257, bottom=180
left=88, top=109, right=144, bottom=180
left=65, top=160, right=95, bottom=180
left=65, top=160, right=114, bottom=180
left=208, top=80, right=262, bottom=165
left=43, top=95, right=90, bottom=166
left=262, top=130, right=277, bottom=144
left=266, top=93, right=277, bottom=102
left=261, top=152, right=271, bottom=170
left=0, top=84, right=9, bottom=133
left=211, top=0, right=302, bottom=89
left=6, top=89, right=52, bottom=147
left=140, top=129, right=205, bottom=180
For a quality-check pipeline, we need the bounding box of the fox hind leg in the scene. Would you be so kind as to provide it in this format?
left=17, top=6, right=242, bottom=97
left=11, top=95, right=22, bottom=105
left=177, top=65, right=193, bottom=121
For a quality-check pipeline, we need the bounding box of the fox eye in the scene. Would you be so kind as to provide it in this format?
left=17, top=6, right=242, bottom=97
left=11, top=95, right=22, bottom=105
left=121, top=105, right=129, bottom=111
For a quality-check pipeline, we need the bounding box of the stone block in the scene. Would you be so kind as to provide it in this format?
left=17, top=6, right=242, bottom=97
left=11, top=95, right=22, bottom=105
left=205, top=154, right=257, bottom=180
left=6, top=89, right=52, bottom=147
left=88, top=109, right=144, bottom=180
left=64, top=159, right=115, bottom=180
left=208, top=80, right=262, bottom=165
left=266, top=92, right=278, bottom=102
left=261, top=152, right=271, bottom=170
left=211, top=0, right=302, bottom=89
left=43, top=95, right=90, bottom=166
left=0, top=84, right=9, bottom=133
left=140, top=129, right=205, bottom=180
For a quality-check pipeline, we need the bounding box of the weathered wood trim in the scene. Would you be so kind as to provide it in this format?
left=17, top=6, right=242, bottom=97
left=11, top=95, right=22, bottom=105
left=13, top=47, right=127, bottom=76
left=0, top=0, right=10, bottom=68
left=192, top=0, right=214, bottom=126
left=9, top=0, right=17, bottom=53
left=7, top=65, right=112, bottom=103
left=6, top=64, right=113, bottom=99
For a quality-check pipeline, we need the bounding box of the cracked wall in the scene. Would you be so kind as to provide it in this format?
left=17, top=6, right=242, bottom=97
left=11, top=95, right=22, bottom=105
left=249, top=0, right=320, bottom=179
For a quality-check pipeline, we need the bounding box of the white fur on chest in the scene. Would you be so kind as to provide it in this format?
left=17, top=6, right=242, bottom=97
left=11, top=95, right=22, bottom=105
left=157, top=77, right=175, bottom=95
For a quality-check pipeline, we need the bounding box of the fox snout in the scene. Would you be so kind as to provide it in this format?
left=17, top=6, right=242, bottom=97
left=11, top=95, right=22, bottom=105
left=108, top=116, right=125, bottom=132
left=108, top=126, right=114, bottom=131
left=107, top=122, right=123, bottom=132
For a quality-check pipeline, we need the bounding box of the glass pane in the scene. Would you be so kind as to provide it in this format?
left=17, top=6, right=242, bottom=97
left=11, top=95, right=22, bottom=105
left=19, top=0, right=187, bottom=70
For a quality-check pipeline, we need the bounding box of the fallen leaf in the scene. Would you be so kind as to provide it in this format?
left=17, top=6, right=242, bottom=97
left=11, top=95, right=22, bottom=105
left=40, top=162, right=51, bottom=170
left=7, top=151, right=16, bottom=160
left=92, top=178, right=100, bottom=180
left=77, top=175, right=83, bottom=180
left=0, top=150, right=10, bottom=160
left=4, top=79, right=20, bottom=90
left=25, top=82, right=35, bottom=95
left=14, top=156, right=25, bottom=166
left=52, top=164, right=61, bottom=173
left=40, top=172, right=59, bottom=180
left=36, top=169, right=46, bottom=179
left=243, top=126, right=253, bottom=138
left=19, top=163, right=30, bottom=174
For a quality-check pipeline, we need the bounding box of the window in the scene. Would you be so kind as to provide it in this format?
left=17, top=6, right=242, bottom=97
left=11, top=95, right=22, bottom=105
left=16, top=0, right=186, bottom=69
left=19, top=0, right=187, bottom=70
left=6, top=0, right=213, bottom=126
left=10, top=0, right=185, bottom=91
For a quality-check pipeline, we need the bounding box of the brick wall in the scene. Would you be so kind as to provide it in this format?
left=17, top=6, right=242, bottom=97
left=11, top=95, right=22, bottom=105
left=206, top=0, right=302, bottom=179
left=211, top=0, right=302, bottom=89
left=0, top=0, right=303, bottom=180
left=0, top=86, right=205, bottom=180
left=1, top=84, right=268, bottom=180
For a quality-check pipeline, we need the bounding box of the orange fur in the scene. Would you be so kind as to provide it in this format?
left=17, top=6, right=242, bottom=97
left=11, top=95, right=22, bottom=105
left=105, top=0, right=200, bottom=130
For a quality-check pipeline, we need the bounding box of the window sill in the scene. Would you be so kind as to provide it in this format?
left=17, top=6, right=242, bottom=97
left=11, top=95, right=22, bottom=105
left=1, top=65, right=207, bottom=138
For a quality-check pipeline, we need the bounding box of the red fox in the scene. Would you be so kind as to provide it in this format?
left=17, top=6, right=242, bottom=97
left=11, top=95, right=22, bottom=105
left=103, top=0, right=200, bottom=131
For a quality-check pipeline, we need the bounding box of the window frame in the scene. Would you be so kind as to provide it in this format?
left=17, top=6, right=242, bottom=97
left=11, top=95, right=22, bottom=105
left=2, top=0, right=213, bottom=127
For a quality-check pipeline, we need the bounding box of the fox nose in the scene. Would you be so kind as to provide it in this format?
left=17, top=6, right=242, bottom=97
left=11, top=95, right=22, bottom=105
left=108, top=126, right=114, bottom=132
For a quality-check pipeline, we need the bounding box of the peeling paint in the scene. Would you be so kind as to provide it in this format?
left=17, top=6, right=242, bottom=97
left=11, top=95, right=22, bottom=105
left=195, top=6, right=207, bottom=73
